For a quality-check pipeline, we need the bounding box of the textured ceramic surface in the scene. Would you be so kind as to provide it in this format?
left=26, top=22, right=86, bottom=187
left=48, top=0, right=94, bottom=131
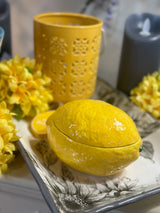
left=15, top=79, right=160, bottom=213
left=34, top=13, right=102, bottom=102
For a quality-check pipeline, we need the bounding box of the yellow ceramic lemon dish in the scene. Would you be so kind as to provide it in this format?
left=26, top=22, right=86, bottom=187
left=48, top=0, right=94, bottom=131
left=46, top=99, right=143, bottom=176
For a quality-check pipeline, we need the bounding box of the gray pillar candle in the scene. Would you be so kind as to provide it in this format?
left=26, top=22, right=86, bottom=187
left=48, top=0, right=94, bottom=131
left=117, top=13, right=160, bottom=95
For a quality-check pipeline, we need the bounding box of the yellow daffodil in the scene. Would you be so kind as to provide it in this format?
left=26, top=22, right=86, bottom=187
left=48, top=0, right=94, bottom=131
left=0, top=55, right=54, bottom=120
left=130, top=72, right=160, bottom=120
left=0, top=101, right=19, bottom=175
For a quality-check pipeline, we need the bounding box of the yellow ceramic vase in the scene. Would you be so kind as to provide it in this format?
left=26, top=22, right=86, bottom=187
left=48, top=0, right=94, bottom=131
left=34, top=13, right=103, bottom=102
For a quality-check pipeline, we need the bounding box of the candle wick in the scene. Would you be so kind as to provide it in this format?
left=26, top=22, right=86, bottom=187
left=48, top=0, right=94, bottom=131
left=140, top=18, right=151, bottom=36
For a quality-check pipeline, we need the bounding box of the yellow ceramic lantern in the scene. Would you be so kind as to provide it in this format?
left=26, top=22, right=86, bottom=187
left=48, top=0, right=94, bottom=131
left=46, top=99, right=142, bottom=176
left=34, top=13, right=103, bottom=102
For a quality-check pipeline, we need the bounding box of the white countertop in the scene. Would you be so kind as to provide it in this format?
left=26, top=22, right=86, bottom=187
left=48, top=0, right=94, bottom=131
left=0, top=154, right=51, bottom=213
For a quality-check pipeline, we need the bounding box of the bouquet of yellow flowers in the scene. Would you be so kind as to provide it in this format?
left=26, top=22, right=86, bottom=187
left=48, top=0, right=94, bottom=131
left=0, top=55, right=54, bottom=120
left=0, top=101, right=19, bottom=175
left=130, top=71, right=160, bottom=120
left=0, top=55, right=54, bottom=175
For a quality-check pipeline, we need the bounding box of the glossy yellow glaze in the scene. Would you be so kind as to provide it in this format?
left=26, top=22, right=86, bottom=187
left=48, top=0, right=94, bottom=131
left=52, top=99, right=141, bottom=148
left=31, top=110, right=55, bottom=138
left=46, top=99, right=142, bottom=176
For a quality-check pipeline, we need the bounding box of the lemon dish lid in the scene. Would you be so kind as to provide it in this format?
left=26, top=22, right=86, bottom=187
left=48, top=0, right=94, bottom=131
left=48, top=99, right=142, bottom=148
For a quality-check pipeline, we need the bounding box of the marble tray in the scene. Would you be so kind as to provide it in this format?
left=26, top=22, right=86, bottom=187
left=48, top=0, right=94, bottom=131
left=15, top=79, right=160, bottom=213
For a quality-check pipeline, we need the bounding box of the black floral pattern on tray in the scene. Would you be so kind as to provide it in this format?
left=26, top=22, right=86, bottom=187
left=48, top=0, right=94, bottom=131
left=17, top=79, right=160, bottom=213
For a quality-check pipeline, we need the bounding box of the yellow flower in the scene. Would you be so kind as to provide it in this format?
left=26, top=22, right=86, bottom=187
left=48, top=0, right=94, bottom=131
left=0, top=55, right=54, bottom=119
left=130, top=72, right=160, bottom=120
left=0, top=101, right=19, bottom=175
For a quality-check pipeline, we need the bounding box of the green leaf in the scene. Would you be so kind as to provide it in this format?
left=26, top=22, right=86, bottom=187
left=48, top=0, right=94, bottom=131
left=139, top=145, right=143, bottom=152
left=7, top=90, right=13, bottom=96
left=25, top=66, right=33, bottom=74
left=12, top=105, right=23, bottom=121
left=155, top=73, right=160, bottom=80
